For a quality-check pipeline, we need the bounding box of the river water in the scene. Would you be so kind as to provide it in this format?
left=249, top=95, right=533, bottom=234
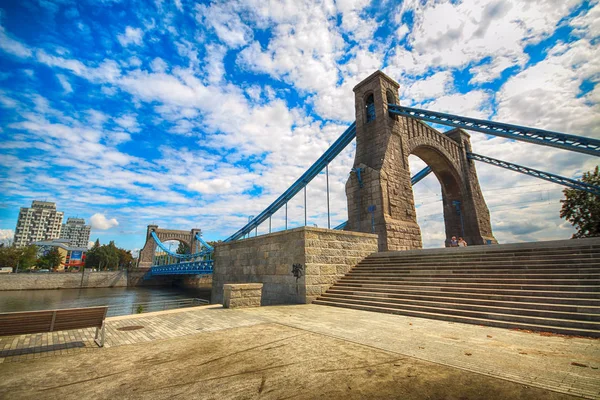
left=0, top=286, right=211, bottom=317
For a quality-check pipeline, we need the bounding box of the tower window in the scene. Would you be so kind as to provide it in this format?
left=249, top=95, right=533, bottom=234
left=386, top=90, right=397, bottom=120
left=365, top=94, right=375, bottom=123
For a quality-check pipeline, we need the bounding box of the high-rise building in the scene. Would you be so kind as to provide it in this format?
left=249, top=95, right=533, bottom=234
left=60, top=217, right=91, bottom=248
left=13, top=201, right=64, bottom=247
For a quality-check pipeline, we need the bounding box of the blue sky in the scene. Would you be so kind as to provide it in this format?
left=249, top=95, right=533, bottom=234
left=0, top=0, right=598, bottom=253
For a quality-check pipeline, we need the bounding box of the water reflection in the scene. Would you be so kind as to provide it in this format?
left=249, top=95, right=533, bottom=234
left=0, top=286, right=211, bottom=316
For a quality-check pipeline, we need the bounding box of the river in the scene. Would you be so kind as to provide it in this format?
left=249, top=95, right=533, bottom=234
left=0, top=286, right=211, bottom=317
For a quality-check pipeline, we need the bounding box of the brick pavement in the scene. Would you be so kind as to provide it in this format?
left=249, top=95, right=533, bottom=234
left=0, top=304, right=598, bottom=399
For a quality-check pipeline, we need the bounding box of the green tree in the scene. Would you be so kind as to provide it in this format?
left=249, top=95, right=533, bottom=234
left=560, top=166, right=600, bottom=238
left=45, top=247, right=64, bottom=270
left=19, top=245, right=38, bottom=271
left=97, top=241, right=119, bottom=270
left=176, top=242, right=190, bottom=255
left=85, top=248, right=99, bottom=269
left=37, top=247, right=64, bottom=270
left=0, top=246, right=21, bottom=270
left=117, top=248, right=134, bottom=269
left=85, top=240, right=134, bottom=270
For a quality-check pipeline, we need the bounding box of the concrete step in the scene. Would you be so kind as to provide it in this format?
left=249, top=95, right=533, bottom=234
left=347, top=271, right=600, bottom=279
left=328, top=285, right=600, bottom=306
left=336, top=282, right=600, bottom=299
left=364, top=240, right=600, bottom=260
left=363, top=249, right=600, bottom=263
left=342, top=275, right=600, bottom=284
left=338, top=277, right=600, bottom=289
left=352, top=267, right=600, bottom=274
left=314, top=296, right=600, bottom=329
left=311, top=300, right=600, bottom=338
left=315, top=238, right=600, bottom=337
left=357, top=258, right=600, bottom=268
left=319, top=292, right=600, bottom=321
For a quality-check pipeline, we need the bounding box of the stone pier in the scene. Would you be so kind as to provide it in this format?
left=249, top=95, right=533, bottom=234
left=211, top=226, right=378, bottom=305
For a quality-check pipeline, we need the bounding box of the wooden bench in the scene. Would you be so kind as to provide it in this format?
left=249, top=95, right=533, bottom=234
left=0, top=306, right=108, bottom=347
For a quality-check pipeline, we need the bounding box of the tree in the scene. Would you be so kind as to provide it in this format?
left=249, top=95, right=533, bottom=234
left=560, top=166, right=600, bottom=238
left=45, top=247, right=64, bottom=270
left=117, top=248, right=134, bottom=269
left=95, top=242, right=119, bottom=270
left=176, top=242, right=190, bottom=255
left=85, top=240, right=133, bottom=270
left=19, top=245, right=38, bottom=271
left=0, top=246, right=21, bottom=270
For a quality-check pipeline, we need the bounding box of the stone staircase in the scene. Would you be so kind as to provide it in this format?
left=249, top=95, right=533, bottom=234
left=314, top=238, right=600, bottom=337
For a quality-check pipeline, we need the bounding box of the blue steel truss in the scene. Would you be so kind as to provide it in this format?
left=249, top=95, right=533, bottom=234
left=467, top=152, right=600, bottom=196
left=388, top=105, right=600, bottom=157
left=149, top=260, right=214, bottom=276
left=224, top=122, right=357, bottom=242
left=151, top=231, right=212, bottom=259
left=194, top=233, right=214, bottom=252
left=333, top=221, right=347, bottom=230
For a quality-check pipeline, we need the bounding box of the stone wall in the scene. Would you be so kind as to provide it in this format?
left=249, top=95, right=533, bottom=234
left=0, top=270, right=128, bottom=291
left=179, top=274, right=212, bottom=289
left=211, top=227, right=378, bottom=305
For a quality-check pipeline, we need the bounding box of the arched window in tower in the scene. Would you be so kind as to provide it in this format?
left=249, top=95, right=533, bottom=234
left=365, top=93, right=375, bottom=123
left=386, top=90, right=397, bottom=120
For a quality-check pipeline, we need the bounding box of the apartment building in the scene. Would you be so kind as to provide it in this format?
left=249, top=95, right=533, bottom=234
left=60, top=217, right=91, bottom=248
left=13, top=201, right=64, bottom=247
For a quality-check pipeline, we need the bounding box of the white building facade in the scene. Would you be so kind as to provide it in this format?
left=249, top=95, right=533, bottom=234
left=13, top=201, right=64, bottom=247
left=60, top=217, right=91, bottom=248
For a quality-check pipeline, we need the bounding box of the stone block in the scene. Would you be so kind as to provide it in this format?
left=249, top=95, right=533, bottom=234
left=319, top=265, right=337, bottom=275
left=223, top=283, right=263, bottom=308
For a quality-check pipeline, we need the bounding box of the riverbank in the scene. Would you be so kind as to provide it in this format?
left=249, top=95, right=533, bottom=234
left=0, top=304, right=598, bottom=399
left=0, top=269, right=211, bottom=291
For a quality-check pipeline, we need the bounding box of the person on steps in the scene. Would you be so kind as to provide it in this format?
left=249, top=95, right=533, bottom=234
left=450, top=236, right=458, bottom=247
left=458, top=237, right=468, bottom=247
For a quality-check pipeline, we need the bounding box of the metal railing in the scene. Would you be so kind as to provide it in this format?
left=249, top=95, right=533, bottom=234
left=107, top=298, right=209, bottom=317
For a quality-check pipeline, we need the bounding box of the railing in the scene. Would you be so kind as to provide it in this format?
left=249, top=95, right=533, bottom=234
left=107, top=298, right=209, bottom=317
left=149, top=260, right=214, bottom=276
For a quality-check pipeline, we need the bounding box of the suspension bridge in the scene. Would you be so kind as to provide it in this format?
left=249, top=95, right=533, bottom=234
left=140, top=71, right=599, bottom=279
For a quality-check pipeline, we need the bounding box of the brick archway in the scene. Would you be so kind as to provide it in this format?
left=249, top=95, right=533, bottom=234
left=345, top=70, right=496, bottom=251
left=137, top=225, right=202, bottom=268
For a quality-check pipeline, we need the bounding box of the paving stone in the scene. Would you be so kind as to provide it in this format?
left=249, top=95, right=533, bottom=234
left=0, top=304, right=598, bottom=398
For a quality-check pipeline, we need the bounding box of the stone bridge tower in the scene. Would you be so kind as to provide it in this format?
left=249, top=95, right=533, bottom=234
left=345, top=71, right=496, bottom=251
left=138, top=225, right=202, bottom=268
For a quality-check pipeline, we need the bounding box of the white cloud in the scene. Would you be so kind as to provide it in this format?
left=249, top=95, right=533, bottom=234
left=90, top=213, right=119, bottom=230
left=56, top=74, right=73, bottom=93
left=388, top=0, right=581, bottom=81
left=0, top=25, right=32, bottom=58
left=495, top=37, right=600, bottom=138
left=0, top=229, right=14, bottom=246
left=114, top=114, right=139, bottom=132
left=196, top=3, right=253, bottom=48
left=396, top=24, right=409, bottom=41
left=174, top=0, right=183, bottom=12
left=187, top=179, right=234, bottom=194
left=117, top=26, right=144, bottom=47
left=401, top=71, right=453, bottom=104
left=150, top=57, right=168, bottom=73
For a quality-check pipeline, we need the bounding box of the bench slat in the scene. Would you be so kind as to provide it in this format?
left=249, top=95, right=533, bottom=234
left=0, top=306, right=108, bottom=337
